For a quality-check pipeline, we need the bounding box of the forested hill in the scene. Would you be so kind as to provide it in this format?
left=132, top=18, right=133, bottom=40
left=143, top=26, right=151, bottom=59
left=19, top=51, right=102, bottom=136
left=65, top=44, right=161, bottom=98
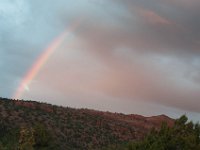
left=0, top=97, right=174, bottom=150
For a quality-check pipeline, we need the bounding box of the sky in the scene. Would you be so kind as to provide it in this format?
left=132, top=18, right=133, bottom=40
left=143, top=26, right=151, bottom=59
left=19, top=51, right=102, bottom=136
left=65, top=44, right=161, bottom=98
left=0, top=0, right=200, bottom=121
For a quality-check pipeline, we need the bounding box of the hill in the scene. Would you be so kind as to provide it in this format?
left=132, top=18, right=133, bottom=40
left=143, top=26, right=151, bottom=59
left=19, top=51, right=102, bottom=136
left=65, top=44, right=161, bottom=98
left=0, top=97, right=174, bottom=149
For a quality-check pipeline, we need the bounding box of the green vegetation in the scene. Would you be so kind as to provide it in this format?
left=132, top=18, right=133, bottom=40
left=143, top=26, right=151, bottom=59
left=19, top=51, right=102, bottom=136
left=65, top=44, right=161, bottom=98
left=105, top=115, right=200, bottom=150
left=0, top=98, right=138, bottom=149
left=0, top=98, right=199, bottom=150
left=0, top=121, right=54, bottom=150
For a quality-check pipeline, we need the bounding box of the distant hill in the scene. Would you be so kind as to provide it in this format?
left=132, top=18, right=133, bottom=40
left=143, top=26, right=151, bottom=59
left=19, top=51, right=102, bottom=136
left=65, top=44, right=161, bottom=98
left=0, top=97, right=174, bottom=150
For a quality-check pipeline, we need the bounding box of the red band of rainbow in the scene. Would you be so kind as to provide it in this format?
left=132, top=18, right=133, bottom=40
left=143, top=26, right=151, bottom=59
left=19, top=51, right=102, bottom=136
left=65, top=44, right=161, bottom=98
left=13, top=19, right=82, bottom=100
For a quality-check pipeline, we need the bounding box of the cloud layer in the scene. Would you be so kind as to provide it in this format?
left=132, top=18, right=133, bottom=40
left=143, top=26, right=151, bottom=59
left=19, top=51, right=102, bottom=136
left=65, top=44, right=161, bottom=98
left=1, top=0, right=200, bottom=120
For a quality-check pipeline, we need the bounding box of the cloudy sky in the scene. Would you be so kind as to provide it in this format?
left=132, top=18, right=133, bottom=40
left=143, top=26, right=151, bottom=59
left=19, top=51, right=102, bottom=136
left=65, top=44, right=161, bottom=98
left=1, top=0, right=200, bottom=121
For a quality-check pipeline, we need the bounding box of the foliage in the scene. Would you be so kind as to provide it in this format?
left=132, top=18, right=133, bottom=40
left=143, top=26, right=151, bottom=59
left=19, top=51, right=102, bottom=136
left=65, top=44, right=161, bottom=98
left=18, top=127, right=35, bottom=150
left=2, top=98, right=198, bottom=150
left=0, top=119, right=19, bottom=149
left=33, top=123, right=53, bottom=149
left=105, top=115, right=200, bottom=150
left=0, top=98, right=143, bottom=149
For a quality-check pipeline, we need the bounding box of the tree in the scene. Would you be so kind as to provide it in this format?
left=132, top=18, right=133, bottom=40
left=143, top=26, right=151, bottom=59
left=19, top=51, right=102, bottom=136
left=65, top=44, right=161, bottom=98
left=33, top=123, right=52, bottom=148
left=127, top=115, right=200, bottom=150
left=18, top=127, right=35, bottom=150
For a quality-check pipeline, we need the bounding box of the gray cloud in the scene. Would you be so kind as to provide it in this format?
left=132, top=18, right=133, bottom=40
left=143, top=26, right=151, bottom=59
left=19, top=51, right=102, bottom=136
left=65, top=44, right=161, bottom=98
left=1, top=0, right=200, bottom=119
left=0, top=0, right=84, bottom=97
left=73, top=0, right=200, bottom=112
left=79, top=0, right=200, bottom=55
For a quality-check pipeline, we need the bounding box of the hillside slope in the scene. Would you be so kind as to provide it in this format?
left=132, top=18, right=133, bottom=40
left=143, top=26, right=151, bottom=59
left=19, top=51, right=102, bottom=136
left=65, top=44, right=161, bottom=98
left=0, top=98, right=174, bottom=149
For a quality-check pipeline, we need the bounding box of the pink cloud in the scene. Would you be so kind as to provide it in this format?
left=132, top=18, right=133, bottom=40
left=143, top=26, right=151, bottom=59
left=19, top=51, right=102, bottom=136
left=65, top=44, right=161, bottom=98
left=137, top=8, right=172, bottom=25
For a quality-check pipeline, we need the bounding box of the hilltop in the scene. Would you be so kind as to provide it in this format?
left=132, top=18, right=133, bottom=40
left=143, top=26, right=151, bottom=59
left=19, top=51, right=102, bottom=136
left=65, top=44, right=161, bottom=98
left=0, top=97, right=174, bottom=149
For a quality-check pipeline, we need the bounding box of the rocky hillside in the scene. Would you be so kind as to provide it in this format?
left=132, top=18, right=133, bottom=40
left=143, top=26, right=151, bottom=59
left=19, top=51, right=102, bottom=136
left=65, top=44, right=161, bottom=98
left=0, top=97, right=174, bottom=150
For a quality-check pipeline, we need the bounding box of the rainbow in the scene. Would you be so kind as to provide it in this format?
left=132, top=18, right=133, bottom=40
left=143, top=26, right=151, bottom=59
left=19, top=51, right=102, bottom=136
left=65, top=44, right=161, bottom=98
left=13, top=19, right=82, bottom=100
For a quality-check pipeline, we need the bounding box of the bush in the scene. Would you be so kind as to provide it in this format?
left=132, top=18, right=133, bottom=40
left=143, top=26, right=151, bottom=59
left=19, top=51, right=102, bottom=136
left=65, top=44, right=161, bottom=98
left=128, top=115, right=200, bottom=150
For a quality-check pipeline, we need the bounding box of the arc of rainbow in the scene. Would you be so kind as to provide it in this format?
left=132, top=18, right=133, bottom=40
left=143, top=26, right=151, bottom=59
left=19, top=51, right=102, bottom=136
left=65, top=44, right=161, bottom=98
left=13, top=19, right=82, bottom=100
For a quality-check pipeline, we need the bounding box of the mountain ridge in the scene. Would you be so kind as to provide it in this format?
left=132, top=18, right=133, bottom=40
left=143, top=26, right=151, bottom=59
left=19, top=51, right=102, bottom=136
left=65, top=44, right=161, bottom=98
left=0, top=97, right=174, bottom=149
